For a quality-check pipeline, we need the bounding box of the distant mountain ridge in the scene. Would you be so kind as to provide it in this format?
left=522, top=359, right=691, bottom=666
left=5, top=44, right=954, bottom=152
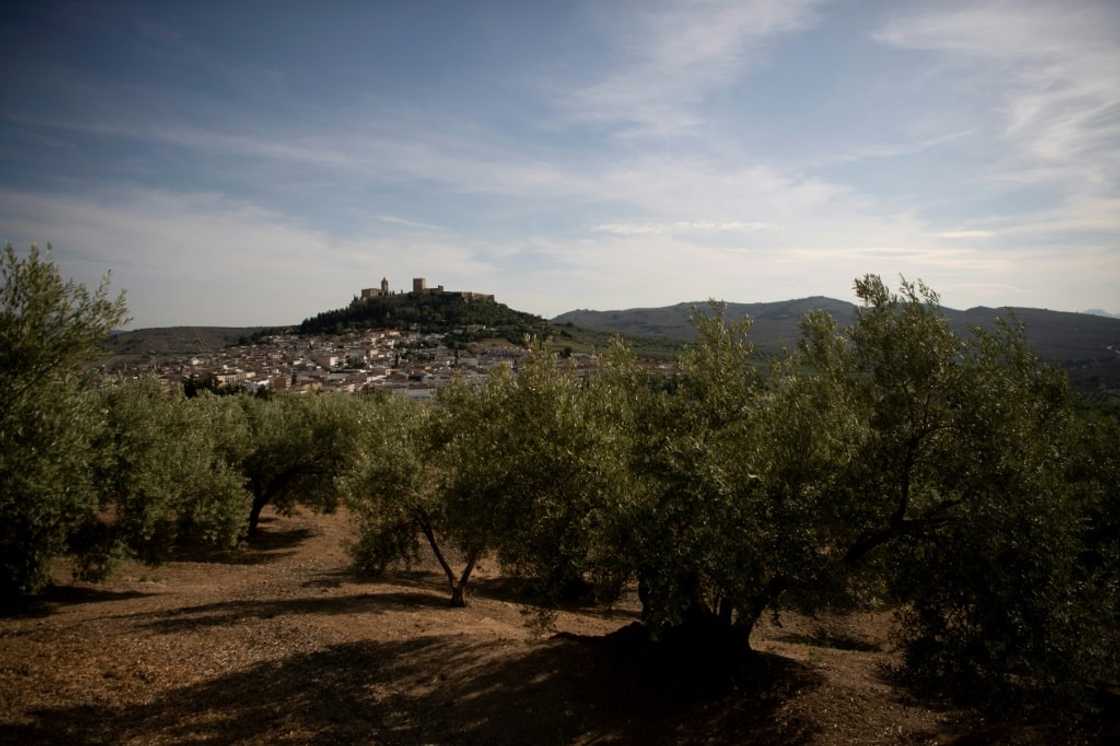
left=553, top=295, right=1120, bottom=358
left=556, top=297, right=856, bottom=353
left=554, top=297, right=1120, bottom=369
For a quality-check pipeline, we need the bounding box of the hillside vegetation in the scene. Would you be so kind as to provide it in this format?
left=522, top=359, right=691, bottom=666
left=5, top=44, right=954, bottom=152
left=298, top=293, right=548, bottom=344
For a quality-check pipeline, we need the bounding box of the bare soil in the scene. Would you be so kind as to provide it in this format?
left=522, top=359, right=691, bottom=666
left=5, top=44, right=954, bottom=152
left=0, top=508, right=1106, bottom=744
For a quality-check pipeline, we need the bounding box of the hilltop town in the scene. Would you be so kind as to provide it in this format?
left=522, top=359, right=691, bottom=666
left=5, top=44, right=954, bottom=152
left=111, top=278, right=603, bottom=397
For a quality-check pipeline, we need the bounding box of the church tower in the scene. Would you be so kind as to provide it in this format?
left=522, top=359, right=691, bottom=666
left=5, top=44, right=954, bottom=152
left=381, top=277, right=389, bottom=294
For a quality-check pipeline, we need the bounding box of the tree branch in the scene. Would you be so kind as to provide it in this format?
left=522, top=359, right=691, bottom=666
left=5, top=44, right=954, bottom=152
left=845, top=497, right=963, bottom=565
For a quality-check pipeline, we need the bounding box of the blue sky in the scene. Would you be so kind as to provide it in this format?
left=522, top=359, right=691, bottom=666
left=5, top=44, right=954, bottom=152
left=2, top=0, right=1117, bottom=326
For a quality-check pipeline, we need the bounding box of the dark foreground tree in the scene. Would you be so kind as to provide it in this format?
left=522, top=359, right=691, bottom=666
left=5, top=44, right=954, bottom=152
left=893, top=374, right=1120, bottom=708
left=0, top=244, right=127, bottom=596
left=562, top=276, right=1109, bottom=690
left=586, top=302, right=863, bottom=653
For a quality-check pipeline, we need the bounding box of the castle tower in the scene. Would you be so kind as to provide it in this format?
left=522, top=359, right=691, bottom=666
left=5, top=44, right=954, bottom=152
left=412, top=277, right=427, bottom=294
left=381, top=277, right=389, bottom=294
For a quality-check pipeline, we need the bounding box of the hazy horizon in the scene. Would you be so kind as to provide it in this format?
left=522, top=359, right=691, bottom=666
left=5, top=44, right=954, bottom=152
left=2, top=1, right=1118, bottom=327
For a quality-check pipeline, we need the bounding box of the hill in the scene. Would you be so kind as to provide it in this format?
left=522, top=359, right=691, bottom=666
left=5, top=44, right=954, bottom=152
left=555, top=298, right=1120, bottom=391
left=102, top=326, right=271, bottom=367
left=297, top=292, right=548, bottom=344
left=555, top=297, right=856, bottom=353
left=554, top=298, right=1120, bottom=360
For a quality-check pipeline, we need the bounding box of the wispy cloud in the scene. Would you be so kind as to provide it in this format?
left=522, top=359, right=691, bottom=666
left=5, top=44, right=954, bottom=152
left=976, top=196, right=1120, bottom=238
left=593, top=220, right=772, bottom=236
left=375, top=215, right=443, bottom=231
left=876, top=1, right=1120, bottom=186
left=562, top=0, right=822, bottom=135
left=947, top=282, right=1026, bottom=293
left=936, top=230, right=995, bottom=239
left=817, top=129, right=975, bottom=167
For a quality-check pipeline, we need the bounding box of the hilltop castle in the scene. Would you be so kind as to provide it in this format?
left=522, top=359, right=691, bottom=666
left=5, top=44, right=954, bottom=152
left=360, top=277, right=494, bottom=303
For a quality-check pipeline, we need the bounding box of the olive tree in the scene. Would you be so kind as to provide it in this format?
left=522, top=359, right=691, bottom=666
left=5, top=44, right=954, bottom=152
left=345, top=390, right=516, bottom=608
left=344, top=395, right=467, bottom=597
left=891, top=328, right=1119, bottom=706
left=0, top=244, right=128, bottom=596
left=239, top=393, right=367, bottom=537
left=585, top=303, right=864, bottom=652
left=439, top=347, right=631, bottom=602
left=347, top=348, right=630, bottom=607
left=347, top=369, right=548, bottom=607
left=581, top=277, right=1094, bottom=671
left=84, top=378, right=251, bottom=575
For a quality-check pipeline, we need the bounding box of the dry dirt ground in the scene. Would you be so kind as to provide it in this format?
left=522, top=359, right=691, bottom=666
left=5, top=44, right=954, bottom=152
left=0, top=508, right=1105, bottom=745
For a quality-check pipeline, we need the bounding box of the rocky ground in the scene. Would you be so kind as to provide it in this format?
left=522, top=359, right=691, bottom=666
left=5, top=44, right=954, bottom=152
left=0, top=508, right=1106, bottom=744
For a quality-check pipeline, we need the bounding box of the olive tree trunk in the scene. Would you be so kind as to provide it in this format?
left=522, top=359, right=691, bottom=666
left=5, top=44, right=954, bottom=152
left=247, top=493, right=269, bottom=538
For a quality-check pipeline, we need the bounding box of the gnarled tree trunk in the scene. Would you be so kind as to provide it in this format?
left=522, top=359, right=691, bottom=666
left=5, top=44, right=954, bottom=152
left=247, top=493, right=269, bottom=538
left=417, top=514, right=479, bottom=607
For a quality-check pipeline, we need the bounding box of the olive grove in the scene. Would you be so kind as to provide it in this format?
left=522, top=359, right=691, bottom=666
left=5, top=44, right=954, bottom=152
left=349, top=275, right=1119, bottom=707
left=4, top=244, right=1116, bottom=709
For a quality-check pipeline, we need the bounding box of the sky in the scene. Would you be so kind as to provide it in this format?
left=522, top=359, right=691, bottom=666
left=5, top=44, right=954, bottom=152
left=1, top=0, right=1118, bottom=327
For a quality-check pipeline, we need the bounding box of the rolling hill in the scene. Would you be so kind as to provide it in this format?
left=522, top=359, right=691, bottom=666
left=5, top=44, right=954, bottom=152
left=103, top=326, right=271, bottom=367
left=554, top=298, right=1120, bottom=391
left=554, top=298, right=1120, bottom=359
left=555, top=297, right=857, bottom=353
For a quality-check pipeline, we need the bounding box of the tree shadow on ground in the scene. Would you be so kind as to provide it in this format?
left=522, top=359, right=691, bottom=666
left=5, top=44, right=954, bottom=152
left=774, top=628, right=881, bottom=652
left=299, top=568, right=359, bottom=589
left=468, top=575, right=642, bottom=622
left=875, top=659, right=1120, bottom=745
left=170, top=520, right=314, bottom=566
left=6, top=628, right=823, bottom=745
left=127, top=590, right=454, bottom=633
left=319, top=566, right=642, bottom=623
left=0, top=586, right=158, bottom=619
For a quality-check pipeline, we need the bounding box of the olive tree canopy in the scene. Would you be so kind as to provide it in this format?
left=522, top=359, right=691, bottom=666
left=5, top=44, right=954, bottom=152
left=1, top=244, right=127, bottom=596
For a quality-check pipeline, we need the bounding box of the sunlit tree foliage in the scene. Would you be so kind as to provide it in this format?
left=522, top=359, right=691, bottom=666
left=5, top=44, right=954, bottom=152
left=0, top=244, right=127, bottom=596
